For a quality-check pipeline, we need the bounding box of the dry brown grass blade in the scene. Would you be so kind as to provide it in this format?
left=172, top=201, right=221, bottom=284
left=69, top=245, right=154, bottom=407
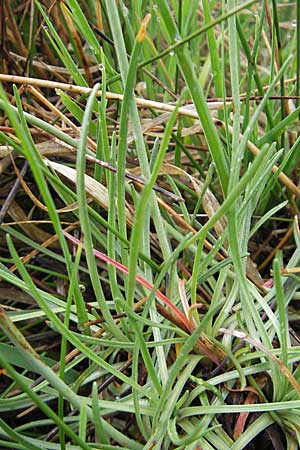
left=0, top=140, right=74, bottom=173
left=9, top=52, right=101, bottom=75
left=259, top=225, right=293, bottom=271
left=0, top=74, right=228, bottom=112
left=11, top=155, right=82, bottom=214
left=0, top=71, right=287, bottom=196
left=45, top=160, right=134, bottom=225
left=26, top=85, right=97, bottom=151
left=7, top=223, right=78, bottom=274
left=4, top=1, right=27, bottom=57
left=128, top=112, right=173, bottom=144
left=280, top=267, right=300, bottom=275
left=3, top=219, right=73, bottom=226
left=2, top=136, right=182, bottom=205
left=26, top=85, right=78, bottom=127
left=0, top=145, right=13, bottom=158
left=130, top=114, right=205, bottom=143
left=7, top=200, right=52, bottom=243
left=6, top=76, right=297, bottom=199
left=0, top=74, right=300, bottom=209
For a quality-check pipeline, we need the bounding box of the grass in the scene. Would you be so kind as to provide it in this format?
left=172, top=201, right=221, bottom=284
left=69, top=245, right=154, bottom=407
left=0, top=0, right=300, bottom=449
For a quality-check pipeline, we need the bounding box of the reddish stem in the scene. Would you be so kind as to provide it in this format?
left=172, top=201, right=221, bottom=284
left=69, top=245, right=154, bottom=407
left=64, top=231, right=193, bottom=332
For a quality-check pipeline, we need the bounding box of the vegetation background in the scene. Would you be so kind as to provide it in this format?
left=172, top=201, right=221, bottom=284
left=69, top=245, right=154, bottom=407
left=0, top=0, right=300, bottom=449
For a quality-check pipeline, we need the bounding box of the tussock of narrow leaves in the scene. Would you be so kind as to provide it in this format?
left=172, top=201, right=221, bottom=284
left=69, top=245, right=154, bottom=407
left=0, top=1, right=300, bottom=449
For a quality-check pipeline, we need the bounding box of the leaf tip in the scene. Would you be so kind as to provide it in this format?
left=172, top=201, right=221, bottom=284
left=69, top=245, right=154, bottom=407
left=136, top=14, right=151, bottom=42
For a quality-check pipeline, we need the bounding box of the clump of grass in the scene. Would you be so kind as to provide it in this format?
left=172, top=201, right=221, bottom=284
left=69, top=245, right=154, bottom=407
left=0, top=1, right=300, bottom=449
